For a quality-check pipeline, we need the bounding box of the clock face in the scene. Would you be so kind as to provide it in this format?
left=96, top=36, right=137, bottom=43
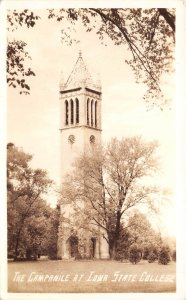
left=68, top=135, right=75, bottom=144
left=90, top=135, right=95, bottom=144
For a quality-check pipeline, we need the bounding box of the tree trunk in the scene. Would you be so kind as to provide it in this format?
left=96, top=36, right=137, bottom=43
left=14, top=220, right=25, bottom=260
left=108, top=213, right=121, bottom=260
left=109, top=240, right=117, bottom=260
left=14, top=235, right=20, bottom=260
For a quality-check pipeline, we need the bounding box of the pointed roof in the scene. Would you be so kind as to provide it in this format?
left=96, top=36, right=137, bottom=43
left=62, top=51, right=100, bottom=91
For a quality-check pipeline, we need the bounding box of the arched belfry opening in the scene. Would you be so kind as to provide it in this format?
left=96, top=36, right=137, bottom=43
left=91, top=100, right=94, bottom=127
left=95, top=101, right=97, bottom=128
left=70, top=99, right=74, bottom=124
left=87, top=98, right=90, bottom=125
left=76, top=98, right=79, bottom=124
left=58, top=52, right=109, bottom=260
left=65, top=100, right=69, bottom=125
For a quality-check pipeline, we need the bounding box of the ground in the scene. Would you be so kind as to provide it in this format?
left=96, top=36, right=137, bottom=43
left=8, top=259, right=176, bottom=293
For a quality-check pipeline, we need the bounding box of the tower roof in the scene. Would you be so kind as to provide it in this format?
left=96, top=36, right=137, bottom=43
left=62, top=51, right=101, bottom=91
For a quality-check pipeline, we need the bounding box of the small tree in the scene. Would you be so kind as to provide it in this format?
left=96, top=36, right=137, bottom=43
left=143, top=246, right=150, bottom=260
left=148, top=251, right=157, bottom=263
left=127, top=212, right=161, bottom=259
left=128, top=244, right=141, bottom=264
left=158, top=246, right=170, bottom=265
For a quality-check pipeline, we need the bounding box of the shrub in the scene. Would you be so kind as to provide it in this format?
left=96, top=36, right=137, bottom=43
left=128, top=244, right=141, bottom=264
left=143, top=244, right=159, bottom=259
left=148, top=252, right=157, bottom=263
left=143, top=247, right=150, bottom=260
left=115, top=249, right=129, bottom=261
left=158, top=246, right=170, bottom=265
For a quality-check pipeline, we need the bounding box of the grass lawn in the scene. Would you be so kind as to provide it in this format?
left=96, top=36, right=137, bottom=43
left=8, top=259, right=176, bottom=293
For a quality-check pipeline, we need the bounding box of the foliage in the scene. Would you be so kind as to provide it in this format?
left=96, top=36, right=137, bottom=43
left=7, top=39, right=35, bottom=95
left=43, top=207, right=60, bottom=260
left=127, top=212, right=159, bottom=244
left=126, top=211, right=161, bottom=258
left=143, top=246, right=150, bottom=260
left=84, top=8, right=175, bottom=106
left=7, top=9, right=39, bottom=95
left=114, top=225, right=131, bottom=260
left=7, top=8, right=175, bottom=106
left=128, top=243, right=141, bottom=264
left=60, top=136, right=159, bottom=259
left=115, top=211, right=160, bottom=261
left=148, top=251, right=158, bottom=263
left=7, top=144, right=53, bottom=259
left=158, top=246, right=171, bottom=265
left=143, top=244, right=159, bottom=260
left=7, top=9, right=40, bottom=30
left=23, top=213, right=51, bottom=258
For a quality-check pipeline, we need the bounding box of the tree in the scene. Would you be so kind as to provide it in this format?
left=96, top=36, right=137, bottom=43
left=114, top=224, right=131, bottom=261
left=148, top=251, right=157, bottom=263
left=7, top=8, right=175, bottom=106
left=7, top=144, right=53, bottom=259
left=60, top=136, right=159, bottom=259
left=42, top=206, right=60, bottom=260
left=114, top=210, right=160, bottom=261
left=128, top=243, right=141, bottom=264
left=23, top=211, right=51, bottom=259
left=126, top=211, right=160, bottom=258
left=158, top=245, right=171, bottom=265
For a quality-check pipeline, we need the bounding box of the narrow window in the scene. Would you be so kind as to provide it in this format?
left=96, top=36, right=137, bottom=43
left=70, top=99, right=74, bottom=124
left=87, top=99, right=90, bottom=125
left=76, top=98, right=79, bottom=124
left=95, top=101, right=97, bottom=128
left=91, top=100, right=94, bottom=127
left=65, top=100, right=68, bottom=125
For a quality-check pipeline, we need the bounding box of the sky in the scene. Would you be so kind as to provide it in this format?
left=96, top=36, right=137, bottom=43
left=7, top=9, right=176, bottom=237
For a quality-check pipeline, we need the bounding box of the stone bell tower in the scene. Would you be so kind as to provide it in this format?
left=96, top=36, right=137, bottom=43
left=58, top=52, right=109, bottom=260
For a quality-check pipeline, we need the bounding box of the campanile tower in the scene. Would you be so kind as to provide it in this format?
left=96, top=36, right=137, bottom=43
left=58, top=52, right=109, bottom=259
left=59, top=51, right=102, bottom=180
